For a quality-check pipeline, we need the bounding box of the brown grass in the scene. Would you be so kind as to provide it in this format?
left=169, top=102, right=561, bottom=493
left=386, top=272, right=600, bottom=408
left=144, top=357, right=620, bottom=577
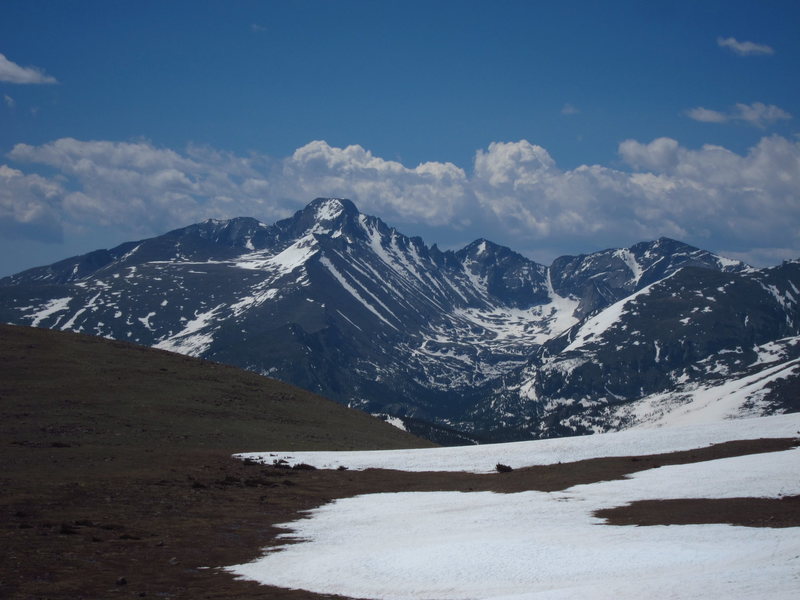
left=595, top=495, right=800, bottom=528
left=0, top=324, right=427, bottom=599
left=2, top=324, right=797, bottom=599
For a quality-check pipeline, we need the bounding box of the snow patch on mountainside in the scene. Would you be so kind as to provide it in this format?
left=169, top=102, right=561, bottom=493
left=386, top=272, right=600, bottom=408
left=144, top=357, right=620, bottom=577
left=615, top=248, right=643, bottom=285
left=319, top=256, right=399, bottom=330
left=154, top=304, right=225, bottom=355
left=715, top=254, right=750, bottom=271
left=234, top=235, right=318, bottom=273
left=314, top=197, right=346, bottom=223
left=446, top=272, right=580, bottom=347
left=229, top=288, right=279, bottom=316
left=616, top=358, right=800, bottom=429
left=269, top=236, right=319, bottom=273
left=563, top=301, right=626, bottom=353
left=25, top=296, right=72, bottom=327
left=452, top=299, right=578, bottom=345
left=752, top=336, right=800, bottom=366
left=563, top=276, right=669, bottom=353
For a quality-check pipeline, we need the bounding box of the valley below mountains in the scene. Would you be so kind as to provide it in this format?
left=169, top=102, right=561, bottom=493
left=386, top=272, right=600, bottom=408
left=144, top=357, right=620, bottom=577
left=2, top=197, right=799, bottom=443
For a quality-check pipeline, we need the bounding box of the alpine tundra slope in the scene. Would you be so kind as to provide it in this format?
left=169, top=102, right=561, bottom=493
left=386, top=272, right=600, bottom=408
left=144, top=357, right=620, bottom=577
left=2, top=198, right=798, bottom=442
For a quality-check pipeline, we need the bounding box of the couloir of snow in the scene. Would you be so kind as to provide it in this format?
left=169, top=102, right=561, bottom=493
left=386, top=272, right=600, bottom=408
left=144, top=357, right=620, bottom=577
left=614, top=247, right=643, bottom=286
left=226, top=413, right=800, bottom=599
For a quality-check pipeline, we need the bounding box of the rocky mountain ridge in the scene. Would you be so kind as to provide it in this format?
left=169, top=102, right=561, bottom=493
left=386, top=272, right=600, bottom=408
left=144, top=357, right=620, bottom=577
left=2, top=198, right=797, bottom=443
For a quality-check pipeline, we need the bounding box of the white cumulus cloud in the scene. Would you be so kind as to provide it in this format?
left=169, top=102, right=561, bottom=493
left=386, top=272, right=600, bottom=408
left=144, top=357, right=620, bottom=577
left=618, top=137, right=680, bottom=171
left=276, top=140, right=473, bottom=227
left=7, top=138, right=287, bottom=235
left=717, top=36, right=775, bottom=56
left=2, top=135, right=799, bottom=267
left=0, top=53, right=58, bottom=84
left=0, top=163, right=64, bottom=241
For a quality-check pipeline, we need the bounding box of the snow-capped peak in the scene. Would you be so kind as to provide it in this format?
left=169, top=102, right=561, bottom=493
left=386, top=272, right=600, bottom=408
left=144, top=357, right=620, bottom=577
left=4, top=197, right=797, bottom=446
left=313, top=197, right=349, bottom=221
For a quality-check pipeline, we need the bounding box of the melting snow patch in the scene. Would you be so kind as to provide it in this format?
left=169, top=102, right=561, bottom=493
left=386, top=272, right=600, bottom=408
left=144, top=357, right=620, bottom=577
left=315, top=198, right=345, bottom=222
left=154, top=304, right=224, bottom=356
left=26, top=297, right=72, bottom=327
left=227, top=414, right=800, bottom=600
left=372, top=414, right=407, bottom=431
left=235, top=235, right=318, bottom=273
left=615, top=360, right=800, bottom=428
left=752, top=336, right=800, bottom=366
left=614, top=248, right=643, bottom=285
left=138, top=311, right=157, bottom=331
left=236, top=413, right=800, bottom=473
left=230, top=289, right=279, bottom=316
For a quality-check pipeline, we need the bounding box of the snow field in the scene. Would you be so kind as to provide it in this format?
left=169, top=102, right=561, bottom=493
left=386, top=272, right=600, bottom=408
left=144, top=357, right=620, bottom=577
left=225, top=414, right=800, bottom=599
left=615, top=358, right=800, bottom=428
left=235, top=412, right=800, bottom=473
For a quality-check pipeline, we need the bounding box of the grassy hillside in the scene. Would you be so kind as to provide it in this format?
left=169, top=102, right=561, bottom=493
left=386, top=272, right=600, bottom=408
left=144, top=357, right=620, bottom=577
left=3, top=324, right=794, bottom=599
left=0, top=323, right=430, bottom=456
left=0, top=324, right=431, bottom=599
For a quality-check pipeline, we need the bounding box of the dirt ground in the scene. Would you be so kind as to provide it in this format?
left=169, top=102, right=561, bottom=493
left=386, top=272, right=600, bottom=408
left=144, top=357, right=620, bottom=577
left=2, top=324, right=799, bottom=599
left=3, top=437, right=798, bottom=599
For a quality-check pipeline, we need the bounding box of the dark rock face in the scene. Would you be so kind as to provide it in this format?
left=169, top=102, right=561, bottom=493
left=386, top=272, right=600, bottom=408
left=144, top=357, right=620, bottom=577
left=2, top=198, right=798, bottom=442
left=455, top=239, right=550, bottom=308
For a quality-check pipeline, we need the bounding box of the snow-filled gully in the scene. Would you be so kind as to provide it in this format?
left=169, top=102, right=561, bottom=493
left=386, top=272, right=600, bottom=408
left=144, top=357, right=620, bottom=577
left=224, top=414, right=800, bottom=599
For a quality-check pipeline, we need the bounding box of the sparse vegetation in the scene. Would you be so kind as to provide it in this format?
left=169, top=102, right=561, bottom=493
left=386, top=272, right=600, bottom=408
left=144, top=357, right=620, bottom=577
left=292, top=462, right=317, bottom=471
left=0, top=323, right=431, bottom=599
left=2, top=324, right=797, bottom=599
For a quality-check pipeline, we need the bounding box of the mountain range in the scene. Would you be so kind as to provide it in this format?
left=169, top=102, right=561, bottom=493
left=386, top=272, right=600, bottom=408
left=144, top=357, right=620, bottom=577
left=2, top=197, right=799, bottom=443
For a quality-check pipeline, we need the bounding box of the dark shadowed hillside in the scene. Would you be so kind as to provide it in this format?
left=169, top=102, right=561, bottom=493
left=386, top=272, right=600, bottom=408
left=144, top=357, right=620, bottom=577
left=0, top=323, right=431, bottom=599
left=0, top=322, right=430, bottom=455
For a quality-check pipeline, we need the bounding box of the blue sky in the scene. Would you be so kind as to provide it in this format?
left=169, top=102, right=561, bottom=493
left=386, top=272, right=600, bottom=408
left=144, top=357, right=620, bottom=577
left=1, top=0, right=798, bottom=276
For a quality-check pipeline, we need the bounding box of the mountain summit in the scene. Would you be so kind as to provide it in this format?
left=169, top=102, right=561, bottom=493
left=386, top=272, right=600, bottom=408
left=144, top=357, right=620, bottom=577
left=1, top=198, right=797, bottom=442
